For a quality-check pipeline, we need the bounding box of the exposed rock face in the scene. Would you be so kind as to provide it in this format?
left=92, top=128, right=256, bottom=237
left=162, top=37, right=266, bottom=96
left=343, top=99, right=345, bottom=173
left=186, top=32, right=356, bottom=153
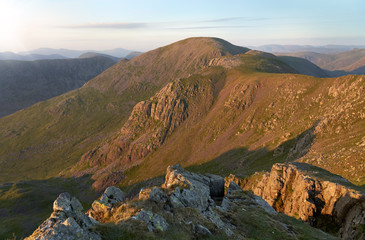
left=245, top=163, right=365, bottom=239
left=163, top=164, right=224, bottom=211
left=139, top=187, right=167, bottom=203
left=27, top=165, right=339, bottom=240
left=134, top=210, right=169, bottom=232
left=25, top=192, right=100, bottom=240
left=88, top=186, right=126, bottom=222
left=74, top=76, right=214, bottom=190
left=224, top=174, right=245, bottom=194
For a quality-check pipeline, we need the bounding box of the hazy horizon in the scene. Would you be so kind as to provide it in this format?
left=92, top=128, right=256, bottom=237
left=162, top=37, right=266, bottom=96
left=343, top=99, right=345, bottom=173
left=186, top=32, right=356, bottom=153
left=1, top=0, right=364, bottom=52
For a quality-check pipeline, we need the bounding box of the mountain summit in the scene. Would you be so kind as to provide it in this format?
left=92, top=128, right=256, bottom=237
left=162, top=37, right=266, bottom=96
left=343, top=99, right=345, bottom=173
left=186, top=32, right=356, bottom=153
left=0, top=37, right=364, bottom=239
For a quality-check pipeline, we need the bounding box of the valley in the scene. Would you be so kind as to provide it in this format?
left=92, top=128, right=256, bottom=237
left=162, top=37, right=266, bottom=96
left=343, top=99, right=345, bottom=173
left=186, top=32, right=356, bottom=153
left=0, top=37, right=364, bottom=239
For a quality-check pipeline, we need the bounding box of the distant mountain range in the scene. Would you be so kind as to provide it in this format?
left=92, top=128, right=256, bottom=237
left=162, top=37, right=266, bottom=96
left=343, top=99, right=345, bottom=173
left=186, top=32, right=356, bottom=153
left=276, top=48, right=365, bottom=76
left=0, top=48, right=142, bottom=61
left=0, top=52, right=68, bottom=61
left=252, top=44, right=365, bottom=54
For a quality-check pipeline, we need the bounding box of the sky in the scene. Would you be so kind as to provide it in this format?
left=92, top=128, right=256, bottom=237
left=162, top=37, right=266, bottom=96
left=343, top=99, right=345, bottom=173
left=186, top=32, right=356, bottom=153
left=0, top=0, right=365, bottom=52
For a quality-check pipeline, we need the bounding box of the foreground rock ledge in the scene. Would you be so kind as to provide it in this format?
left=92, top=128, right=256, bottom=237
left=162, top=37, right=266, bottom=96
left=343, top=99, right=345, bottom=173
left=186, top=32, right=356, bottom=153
left=243, top=162, right=365, bottom=240
left=26, top=164, right=341, bottom=239
left=25, top=192, right=101, bottom=240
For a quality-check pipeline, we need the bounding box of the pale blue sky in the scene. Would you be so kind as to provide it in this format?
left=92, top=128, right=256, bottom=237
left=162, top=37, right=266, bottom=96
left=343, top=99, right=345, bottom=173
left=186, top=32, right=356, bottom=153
left=0, top=0, right=364, bottom=52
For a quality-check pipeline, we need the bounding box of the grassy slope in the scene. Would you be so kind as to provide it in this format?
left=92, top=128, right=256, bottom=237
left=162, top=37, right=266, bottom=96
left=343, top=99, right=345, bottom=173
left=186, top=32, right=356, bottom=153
left=0, top=38, right=250, bottom=238
left=120, top=69, right=365, bottom=187
left=0, top=177, right=99, bottom=239
left=0, top=56, right=117, bottom=117
left=0, top=37, right=248, bottom=185
left=0, top=38, right=364, bottom=238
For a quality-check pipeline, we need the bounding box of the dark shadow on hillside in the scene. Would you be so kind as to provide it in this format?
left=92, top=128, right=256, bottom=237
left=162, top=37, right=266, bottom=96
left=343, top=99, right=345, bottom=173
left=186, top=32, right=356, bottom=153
left=0, top=175, right=99, bottom=239
left=187, top=120, right=320, bottom=177
left=325, top=69, right=365, bottom=77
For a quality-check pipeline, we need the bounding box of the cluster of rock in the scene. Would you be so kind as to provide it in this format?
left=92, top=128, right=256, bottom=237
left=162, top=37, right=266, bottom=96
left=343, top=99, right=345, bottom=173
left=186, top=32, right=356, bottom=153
left=244, top=163, right=365, bottom=239
left=25, top=192, right=101, bottom=240
left=27, top=163, right=355, bottom=239
left=87, top=186, right=125, bottom=221
left=26, top=164, right=282, bottom=239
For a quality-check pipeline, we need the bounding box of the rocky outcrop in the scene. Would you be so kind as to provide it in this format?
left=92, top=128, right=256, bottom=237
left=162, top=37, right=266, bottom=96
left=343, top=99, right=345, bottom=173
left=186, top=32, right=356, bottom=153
left=73, top=76, right=214, bottom=190
left=244, top=163, right=365, bottom=239
left=88, top=186, right=126, bottom=222
left=134, top=210, right=169, bottom=232
left=25, top=192, right=100, bottom=240
left=27, top=165, right=338, bottom=240
left=224, top=82, right=258, bottom=111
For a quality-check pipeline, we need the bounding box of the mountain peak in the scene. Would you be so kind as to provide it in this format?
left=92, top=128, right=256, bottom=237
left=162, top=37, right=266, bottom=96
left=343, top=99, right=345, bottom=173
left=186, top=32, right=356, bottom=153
left=165, top=37, right=250, bottom=56
left=85, top=37, right=250, bottom=92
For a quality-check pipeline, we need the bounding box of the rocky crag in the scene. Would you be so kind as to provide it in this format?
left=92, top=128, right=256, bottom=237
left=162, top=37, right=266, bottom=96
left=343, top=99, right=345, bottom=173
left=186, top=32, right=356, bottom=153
left=27, top=165, right=339, bottom=239
left=242, top=163, right=365, bottom=239
left=25, top=192, right=101, bottom=240
left=70, top=47, right=365, bottom=192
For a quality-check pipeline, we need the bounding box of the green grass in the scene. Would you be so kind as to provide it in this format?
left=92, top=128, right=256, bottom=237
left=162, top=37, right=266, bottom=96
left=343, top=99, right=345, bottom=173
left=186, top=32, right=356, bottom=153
left=0, top=177, right=98, bottom=239
left=0, top=38, right=364, bottom=239
left=0, top=82, right=160, bottom=184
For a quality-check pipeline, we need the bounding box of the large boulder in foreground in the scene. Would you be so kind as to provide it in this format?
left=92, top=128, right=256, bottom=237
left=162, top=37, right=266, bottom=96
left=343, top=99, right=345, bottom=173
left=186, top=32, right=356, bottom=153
left=88, top=186, right=126, bottom=222
left=162, top=164, right=224, bottom=211
left=26, top=164, right=338, bottom=240
left=25, top=192, right=100, bottom=240
left=244, top=163, right=365, bottom=240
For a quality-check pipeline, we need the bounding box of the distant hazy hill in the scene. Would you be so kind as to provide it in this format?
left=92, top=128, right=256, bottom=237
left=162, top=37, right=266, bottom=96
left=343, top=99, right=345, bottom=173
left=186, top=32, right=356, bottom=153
left=78, top=52, right=121, bottom=62
left=0, top=52, right=67, bottom=61
left=277, top=48, right=365, bottom=76
left=125, top=51, right=143, bottom=60
left=20, top=47, right=135, bottom=58
left=253, top=44, right=365, bottom=54
left=277, top=56, right=329, bottom=77
left=0, top=56, right=117, bottom=117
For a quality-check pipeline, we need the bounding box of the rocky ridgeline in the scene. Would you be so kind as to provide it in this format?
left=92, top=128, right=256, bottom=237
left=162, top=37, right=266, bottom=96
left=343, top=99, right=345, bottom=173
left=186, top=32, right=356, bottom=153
left=243, top=163, right=365, bottom=239
left=74, top=76, right=214, bottom=190
left=27, top=164, right=344, bottom=239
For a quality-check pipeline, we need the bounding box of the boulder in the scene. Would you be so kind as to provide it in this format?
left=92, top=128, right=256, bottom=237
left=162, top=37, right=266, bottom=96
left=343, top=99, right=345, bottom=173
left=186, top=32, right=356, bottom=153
left=163, top=164, right=211, bottom=211
left=53, top=192, right=72, bottom=212
left=205, top=173, right=225, bottom=198
left=100, top=186, right=125, bottom=205
left=163, top=164, right=224, bottom=211
left=88, top=186, right=126, bottom=222
left=25, top=193, right=101, bottom=240
left=224, top=174, right=244, bottom=194
left=195, top=224, right=212, bottom=236
left=149, top=187, right=167, bottom=203
left=139, top=187, right=167, bottom=203
left=135, top=210, right=169, bottom=232
left=245, top=163, right=365, bottom=238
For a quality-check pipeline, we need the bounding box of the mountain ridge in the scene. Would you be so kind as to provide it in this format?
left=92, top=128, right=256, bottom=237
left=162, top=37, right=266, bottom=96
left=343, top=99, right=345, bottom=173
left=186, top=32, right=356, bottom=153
left=277, top=49, right=365, bottom=76
left=0, top=37, right=364, bottom=239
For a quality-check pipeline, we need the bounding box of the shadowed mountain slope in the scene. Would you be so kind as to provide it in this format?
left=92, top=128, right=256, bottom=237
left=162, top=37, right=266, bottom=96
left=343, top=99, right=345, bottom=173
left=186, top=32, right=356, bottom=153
left=277, top=56, right=329, bottom=77
left=0, top=56, right=117, bottom=117
left=278, top=49, right=365, bottom=75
